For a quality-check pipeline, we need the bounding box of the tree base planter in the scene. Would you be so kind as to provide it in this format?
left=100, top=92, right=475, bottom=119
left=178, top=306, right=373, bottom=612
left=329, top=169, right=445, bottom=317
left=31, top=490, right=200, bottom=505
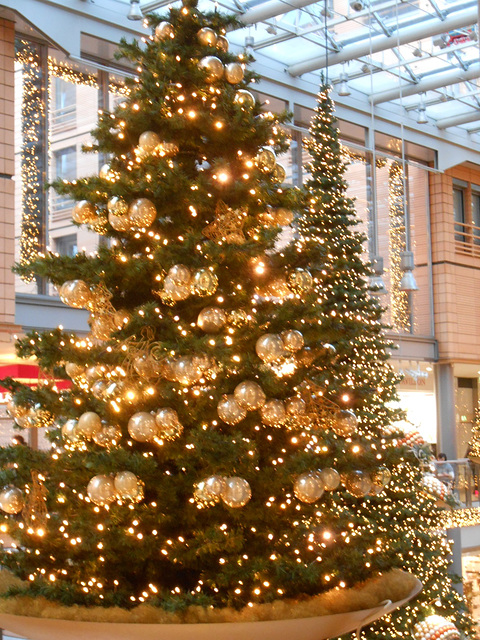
left=0, top=578, right=421, bottom=640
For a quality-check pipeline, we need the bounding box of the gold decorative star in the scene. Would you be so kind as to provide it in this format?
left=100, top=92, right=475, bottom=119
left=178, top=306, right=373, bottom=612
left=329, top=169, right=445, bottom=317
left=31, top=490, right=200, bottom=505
left=203, top=200, right=246, bottom=244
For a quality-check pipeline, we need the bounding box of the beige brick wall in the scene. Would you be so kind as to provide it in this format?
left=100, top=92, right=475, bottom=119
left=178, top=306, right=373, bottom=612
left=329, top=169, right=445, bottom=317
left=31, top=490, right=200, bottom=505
left=0, top=19, right=17, bottom=338
left=429, top=168, right=480, bottom=362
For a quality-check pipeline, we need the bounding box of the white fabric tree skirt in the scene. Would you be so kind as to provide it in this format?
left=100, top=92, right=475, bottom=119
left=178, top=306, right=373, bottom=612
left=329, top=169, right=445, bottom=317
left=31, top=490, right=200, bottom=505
left=0, top=579, right=422, bottom=640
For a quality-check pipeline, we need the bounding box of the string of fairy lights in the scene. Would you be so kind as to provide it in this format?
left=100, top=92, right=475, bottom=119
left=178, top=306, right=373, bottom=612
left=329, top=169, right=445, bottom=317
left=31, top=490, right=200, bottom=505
left=340, top=145, right=412, bottom=331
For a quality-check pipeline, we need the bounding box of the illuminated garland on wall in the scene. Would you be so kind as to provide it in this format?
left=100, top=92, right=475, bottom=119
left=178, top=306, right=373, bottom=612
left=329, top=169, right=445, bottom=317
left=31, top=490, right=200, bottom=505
left=388, top=162, right=411, bottom=332
left=15, top=40, right=45, bottom=283
left=15, top=46, right=130, bottom=279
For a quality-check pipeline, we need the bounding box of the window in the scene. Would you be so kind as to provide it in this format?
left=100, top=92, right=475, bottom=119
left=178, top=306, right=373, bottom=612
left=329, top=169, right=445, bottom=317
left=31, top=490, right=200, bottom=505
left=54, top=146, right=77, bottom=181
left=453, top=187, right=466, bottom=242
left=55, top=234, right=77, bottom=257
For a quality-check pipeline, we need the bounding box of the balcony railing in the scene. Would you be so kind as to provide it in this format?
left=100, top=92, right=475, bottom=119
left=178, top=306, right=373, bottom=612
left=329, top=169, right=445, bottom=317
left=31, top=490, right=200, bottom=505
left=50, top=192, right=73, bottom=221
left=50, top=104, right=76, bottom=133
left=454, top=221, right=480, bottom=258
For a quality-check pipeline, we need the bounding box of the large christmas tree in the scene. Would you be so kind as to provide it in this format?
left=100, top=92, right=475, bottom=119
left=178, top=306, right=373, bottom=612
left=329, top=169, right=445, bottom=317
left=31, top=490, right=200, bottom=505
left=0, top=2, right=475, bottom=636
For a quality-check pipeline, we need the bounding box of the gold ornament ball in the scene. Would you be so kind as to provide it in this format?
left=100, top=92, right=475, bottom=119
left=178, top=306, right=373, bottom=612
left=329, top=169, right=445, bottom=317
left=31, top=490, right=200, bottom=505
left=288, top=268, right=313, bottom=294
left=224, top=62, right=244, bottom=84
left=204, top=475, right=226, bottom=498
left=89, top=214, right=109, bottom=236
left=216, top=35, right=229, bottom=52
left=191, top=269, right=218, bottom=296
left=273, top=163, right=286, bottom=183
left=228, top=308, right=249, bottom=327
left=221, top=476, right=251, bottom=508
left=0, top=487, right=24, bottom=514
left=194, top=480, right=219, bottom=505
left=255, top=333, right=286, bottom=363
left=129, top=198, right=157, bottom=228
left=108, top=212, right=130, bottom=231
left=85, top=365, right=104, bottom=384
left=274, top=208, right=294, bottom=225
left=293, top=472, right=324, bottom=503
left=198, top=56, right=224, bottom=82
left=255, top=147, right=276, bottom=172
left=139, top=131, right=161, bottom=154
left=319, top=468, right=340, bottom=491
left=93, top=425, right=122, bottom=448
left=217, top=395, right=247, bottom=425
left=65, top=362, right=85, bottom=379
left=168, top=264, right=191, bottom=286
left=155, top=408, right=183, bottom=440
left=155, top=21, right=174, bottom=40
left=371, top=466, right=392, bottom=487
left=345, top=471, right=372, bottom=498
left=61, top=418, right=80, bottom=443
left=91, top=315, right=115, bottom=341
left=99, top=163, right=112, bottom=180
left=234, top=89, right=255, bottom=109
left=197, top=306, right=227, bottom=333
left=107, top=196, right=129, bottom=217
left=114, top=471, right=143, bottom=502
left=87, top=474, right=117, bottom=506
left=234, top=380, right=266, bottom=410
left=332, top=409, right=358, bottom=437
left=163, top=276, right=191, bottom=301
left=261, top=399, right=286, bottom=426
left=72, top=200, right=96, bottom=224
left=281, top=329, right=304, bottom=352
left=128, top=412, right=158, bottom=443
left=174, top=356, right=203, bottom=385
left=59, top=280, right=91, bottom=309
left=134, top=354, right=163, bottom=379
left=91, top=379, right=108, bottom=400
left=77, top=411, right=102, bottom=439
left=285, top=396, right=307, bottom=416
left=197, top=27, right=217, bottom=47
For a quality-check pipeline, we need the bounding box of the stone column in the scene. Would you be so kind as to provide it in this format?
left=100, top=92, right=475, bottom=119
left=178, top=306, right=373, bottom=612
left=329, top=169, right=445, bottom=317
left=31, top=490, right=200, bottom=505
left=0, top=18, right=19, bottom=358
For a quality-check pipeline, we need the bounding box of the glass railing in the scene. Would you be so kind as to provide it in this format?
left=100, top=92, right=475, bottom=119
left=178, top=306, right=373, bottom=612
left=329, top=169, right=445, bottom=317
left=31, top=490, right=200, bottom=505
left=447, top=459, right=480, bottom=508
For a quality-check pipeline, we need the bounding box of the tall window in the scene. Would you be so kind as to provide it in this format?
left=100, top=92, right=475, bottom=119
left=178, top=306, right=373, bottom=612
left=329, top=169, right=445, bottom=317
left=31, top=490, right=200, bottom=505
left=472, top=191, right=480, bottom=245
left=53, top=77, right=76, bottom=130
left=453, top=187, right=466, bottom=242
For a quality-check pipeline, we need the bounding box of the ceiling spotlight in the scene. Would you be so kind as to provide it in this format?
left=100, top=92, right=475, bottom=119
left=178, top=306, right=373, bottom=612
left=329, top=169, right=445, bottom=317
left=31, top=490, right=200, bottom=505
left=266, top=24, right=278, bottom=35
left=349, top=0, right=366, bottom=10
left=127, top=0, right=143, bottom=21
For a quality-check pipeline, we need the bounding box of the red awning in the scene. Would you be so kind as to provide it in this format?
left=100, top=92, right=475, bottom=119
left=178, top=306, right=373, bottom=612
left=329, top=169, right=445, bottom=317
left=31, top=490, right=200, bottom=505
left=0, top=364, right=71, bottom=392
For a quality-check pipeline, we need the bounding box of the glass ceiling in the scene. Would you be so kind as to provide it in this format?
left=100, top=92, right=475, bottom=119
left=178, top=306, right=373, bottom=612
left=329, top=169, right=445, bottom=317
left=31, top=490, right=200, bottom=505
left=117, top=0, right=480, bottom=131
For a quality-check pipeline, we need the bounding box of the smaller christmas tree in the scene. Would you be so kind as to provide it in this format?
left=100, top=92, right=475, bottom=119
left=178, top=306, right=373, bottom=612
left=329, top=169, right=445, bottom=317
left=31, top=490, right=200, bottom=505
left=467, top=409, right=480, bottom=463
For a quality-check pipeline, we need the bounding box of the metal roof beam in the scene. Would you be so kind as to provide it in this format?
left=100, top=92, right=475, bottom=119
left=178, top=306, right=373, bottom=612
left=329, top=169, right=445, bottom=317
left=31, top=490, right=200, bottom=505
left=239, top=0, right=320, bottom=25
left=288, top=5, right=478, bottom=76
left=371, top=62, right=480, bottom=103
left=436, top=110, right=480, bottom=128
